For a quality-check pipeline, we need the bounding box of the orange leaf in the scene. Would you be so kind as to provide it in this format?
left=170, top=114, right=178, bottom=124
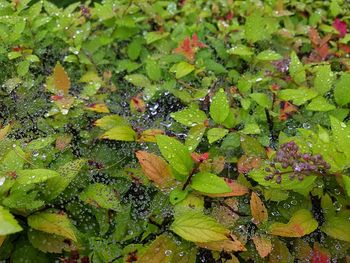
left=312, top=243, right=331, bottom=263
left=86, top=103, right=110, bottom=113
left=309, top=28, right=321, bottom=46
left=197, top=234, right=246, bottom=252
left=250, top=192, right=268, bottom=225
left=207, top=178, right=249, bottom=197
left=130, top=96, right=146, bottom=113
left=252, top=235, right=272, bottom=258
left=138, top=129, right=164, bottom=142
left=135, top=151, right=173, bottom=189
left=53, top=63, right=71, bottom=96
left=237, top=155, right=262, bottom=174
left=55, top=134, right=72, bottom=151
left=279, top=101, right=298, bottom=121
left=269, top=209, right=318, bottom=237
left=0, top=124, right=11, bottom=141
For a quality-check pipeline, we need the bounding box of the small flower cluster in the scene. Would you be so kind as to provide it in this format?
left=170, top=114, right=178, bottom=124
left=265, top=141, right=331, bottom=184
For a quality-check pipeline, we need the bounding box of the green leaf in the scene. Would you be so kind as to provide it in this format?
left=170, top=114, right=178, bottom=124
left=313, top=64, right=333, bottom=95
left=100, top=126, right=136, bottom=141
left=191, top=172, right=231, bottom=194
left=125, top=74, right=151, bottom=88
left=171, top=212, right=229, bottom=242
left=0, top=206, right=22, bottom=235
left=156, top=135, right=193, bottom=175
left=171, top=106, right=207, bottom=127
left=15, top=169, right=59, bottom=185
left=240, top=135, right=266, bottom=157
left=306, top=96, right=335, bottom=111
left=343, top=175, right=350, bottom=197
left=278, top=87, right=318, bottom=105
left=170, top=189, right=188, bottom=205
left=28, top=211, right=77, bottom=241
left=334, top=73, right=350, bottom=106
left=146, top=59, right=161, bottom=81
left=26, top=136, right=55, bottom=151
left=185, top=124, right=206, bottom=152
left=249, top=93, right=272, bottom=108
left=227, top=45, right=253, bottom=56
left=17, top=60, right=30, bottom=76
left=145, top=31, right=169, bottom=44
left=94, top=115, right=130, bottom=130
left=249, top=168, right=316, bottom=195
left=256, top=50, right=282, bottom=61
left=28, top=230, right=73, bottom=253
left=170, top=61, right=195, bottom=79
left=207, top=128, right=229, bottom=144
left=127, top=38, right=142, bottom=60
left=43, top=159, right=86, bottom=201
left=269, top=209, right=318, bottom=237
left=245, top=13, right=278, bottom=43
left=210, top=88, right=230, bottom=124
left=289, top=51, right=306, bottom=85
left=330, top=115, right=350, bottom=159
left=80, top=183, right=121, bottom=211
left=322, top=216, right=350, bottom=242
left=241, top=123, right=261, bottom=134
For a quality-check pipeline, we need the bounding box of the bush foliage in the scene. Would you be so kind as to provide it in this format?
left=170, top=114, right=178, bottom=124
left=0, top=0, right=350, bottom=262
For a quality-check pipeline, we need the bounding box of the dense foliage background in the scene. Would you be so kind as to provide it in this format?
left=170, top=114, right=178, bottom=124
left=0, top=0, right=350, bottom=262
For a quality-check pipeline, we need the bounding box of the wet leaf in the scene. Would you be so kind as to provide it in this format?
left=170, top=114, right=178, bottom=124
left=250, top=192, right=268, bottom=225
left=51, top=63, right=71, bottom=96
left=0, top=206, right=22, bottom=235
left=197, top=234, right=246, bottom=252
left=28, top=211, right=77, bottom=242
left=171, top=107, right=207, bottom=127
left=100, top=126, right=136, bottom=141
left=269, top=209, right=318, bottom=237
left=252, top=235, right=272, bottom=258
left=210, top=88, right=230, bottom=124
left=290, top=51, right=306, bottom=85
left=170, top=61, right=195, bottom=79
left=334, top=73, right=350, bottom=106
left=191, top=172, right=231, bottom=194
left=137, top=234, right=177, bottom=263
left=80, top=183, right=122, bottom=211
left=321, top=216, right=350, bottom=242
left=206, top=178, right=249, bottom=197
left=94, top=115, right=130, bottom=130
left=136, top=151, right=173, bottom=189
left=86, top=103, right=110, bottom=113
left=15, top=169, right=59, bottom=185
left=156, top=135, right=193, bottom=175
left=28, top=229, right=75, bottom=253
left=170, top=211, right=230, bottom=243
left=207, top=128, right=229, bottom=144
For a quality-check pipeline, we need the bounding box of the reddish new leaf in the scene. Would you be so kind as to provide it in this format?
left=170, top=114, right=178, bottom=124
left=333, top=18, right=347, bottom=38
left=174, top=33, right=206, bottom=61
left=312, top=243, right=331, bottom=263
left=279, top=101, right=298, bottom=121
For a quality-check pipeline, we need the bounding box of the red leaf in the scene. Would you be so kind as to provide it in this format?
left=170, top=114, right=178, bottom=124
left=309, top=28, right=321, bottom=46
left=279, top=101, right=298, bottom=121
left=174, top=34, right=206, bottom=61
left=333, top=18, right=347, bottom=38
left=312, top=243, right=331, bottom=263
left=191, top=152, right=209, bottom=163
